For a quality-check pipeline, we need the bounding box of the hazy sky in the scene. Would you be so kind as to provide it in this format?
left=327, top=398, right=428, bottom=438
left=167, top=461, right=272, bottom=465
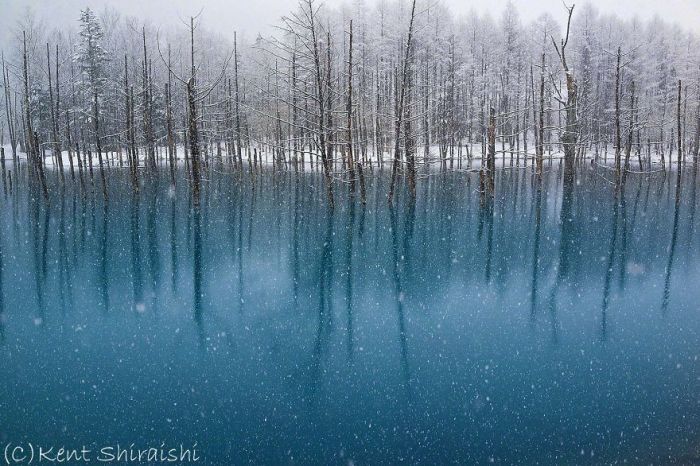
left=1, top=0, right=698, bottom=49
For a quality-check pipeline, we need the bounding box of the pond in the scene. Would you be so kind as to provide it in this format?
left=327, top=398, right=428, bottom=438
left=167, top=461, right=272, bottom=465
left=0, top=164, right=698, bottom=464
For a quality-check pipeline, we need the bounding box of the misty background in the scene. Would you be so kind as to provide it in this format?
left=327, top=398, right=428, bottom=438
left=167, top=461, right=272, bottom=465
left=1, top=0, right=698, bottom=51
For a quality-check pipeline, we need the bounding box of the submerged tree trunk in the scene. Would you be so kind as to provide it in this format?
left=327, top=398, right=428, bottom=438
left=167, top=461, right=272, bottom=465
left=47, top=43, right=63, bottom=178
left=2, top=54, right=18, bottom=163
left=306, top=0, right=334, bottom=208
left=142, top=28, right=156, bottom=171
left=552, top=5, right=577, bottom=186
left=166, top=45, right=176, bottom=184
left=537, top=53, right=545, bottom=177
left=188, top=16, right=201, bottom=202
left=487, top=106, right=496, bottom=193
left=677, top=80, right=683, bottom=172
left=166, top=81, right=176, bottom=185
left=187, top=78, right=201, bottom=201
left=622, top=81, right=635, bottom=188
left=94, top=90, right=108, bottom=199
left=388, top=0, right=417, bottom=204
left=614, top=47, right=621, bottom=177
left=347, top=20, right=356, bottom=195
left=23, top=31, right=48, bottom=200
left=234, top=32, right=243, bottom=169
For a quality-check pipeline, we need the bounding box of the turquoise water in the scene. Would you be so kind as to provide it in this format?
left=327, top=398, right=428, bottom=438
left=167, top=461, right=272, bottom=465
left=0, top=165, right=698, bottom=464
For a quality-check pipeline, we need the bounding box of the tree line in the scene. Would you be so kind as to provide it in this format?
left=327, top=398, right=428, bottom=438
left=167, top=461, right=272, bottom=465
left=1, top=0, right=698, bottom=205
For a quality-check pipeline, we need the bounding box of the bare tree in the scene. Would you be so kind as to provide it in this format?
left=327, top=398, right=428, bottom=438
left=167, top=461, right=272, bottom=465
left=388, top=0, right=417, bottom=204
left=22, top=31, right=49, bottom=199
left=551, top=4, right=577, bottom=184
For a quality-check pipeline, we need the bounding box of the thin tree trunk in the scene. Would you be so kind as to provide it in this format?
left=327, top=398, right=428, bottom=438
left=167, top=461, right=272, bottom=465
left=46, top=43, right=64, bottom=178
left=347, top=20, right=356, bottom=194
left=622, top=81, right=635, bottom=188
left=487, top=106, right=496, bottom=193
left=614, top=47, right=621, bottom=177
left=388, top=0, right=417, bottom=204
left=538, top=53, right=545, bottom=176
left=23, top=31, right=49, bottom=199
left=678, top=79, right=683, bottom=172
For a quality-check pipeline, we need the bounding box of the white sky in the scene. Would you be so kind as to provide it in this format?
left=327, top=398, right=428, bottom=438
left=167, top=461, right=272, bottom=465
left=1, top=0, right=699, bottom=49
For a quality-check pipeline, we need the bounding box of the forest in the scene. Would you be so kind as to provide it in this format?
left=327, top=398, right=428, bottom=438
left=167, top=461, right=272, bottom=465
left=0, top=0, right=698, bottom=205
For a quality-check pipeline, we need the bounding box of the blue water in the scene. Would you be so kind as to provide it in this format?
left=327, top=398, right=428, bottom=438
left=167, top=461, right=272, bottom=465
left=0, top=165, right=698, bottom=464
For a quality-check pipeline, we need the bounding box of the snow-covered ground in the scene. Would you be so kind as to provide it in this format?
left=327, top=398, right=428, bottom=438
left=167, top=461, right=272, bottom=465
left=0, top=142, right=682, bottom=173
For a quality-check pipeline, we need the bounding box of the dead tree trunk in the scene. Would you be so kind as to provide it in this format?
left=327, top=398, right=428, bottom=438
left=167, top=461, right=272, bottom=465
left=305, top=0, right=334, bottom=208
left=188, top=17, right=201, bottom=202
left=187, top=81, right=201, bottom=200
left=23, top=31, right=49, bottom=199
left=234, top=32, right=243, bottom=169
left=166, top=47, right=176, bottom=184
left=551, top=5, right=577, bottom=185
left=622, top=80, right=635, bottom=188
left=693, top=73, right=700, bottom=167
left=54, top=45, right=74, bottom=180
left=405, top=53, right=416, bottom=198
left=326, top=31, right=334, bottom=172
left=614, top=46, right=621, bottom=176
left=124, top=55, right=138, bottom=190
left=487, top=106, right=496, bottom=193
left=93, top=89, right=108, bottom=199
left=166, top=81, right=176, bottom=184
left=46, top=43, right=64, bottom=178
left=291, top=46, right=299, bottom=171
left=347, top=20, right=357, bottom=194
left=538, top=53, right=545, bottom=176
left=388, top=0, right=417, bottom=204
left=2, top=54, right=18, bottom=163
left=142, top=28, right=156, bottom=171
left=677, top=79, right=683, bottom=172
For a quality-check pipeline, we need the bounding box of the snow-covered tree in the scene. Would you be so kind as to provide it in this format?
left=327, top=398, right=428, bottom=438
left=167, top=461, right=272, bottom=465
left=76, top=7, right=109, bottom=195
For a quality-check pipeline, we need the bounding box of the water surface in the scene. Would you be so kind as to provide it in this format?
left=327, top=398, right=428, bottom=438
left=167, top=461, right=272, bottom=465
left=0, top=165, right=699, bottom=464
